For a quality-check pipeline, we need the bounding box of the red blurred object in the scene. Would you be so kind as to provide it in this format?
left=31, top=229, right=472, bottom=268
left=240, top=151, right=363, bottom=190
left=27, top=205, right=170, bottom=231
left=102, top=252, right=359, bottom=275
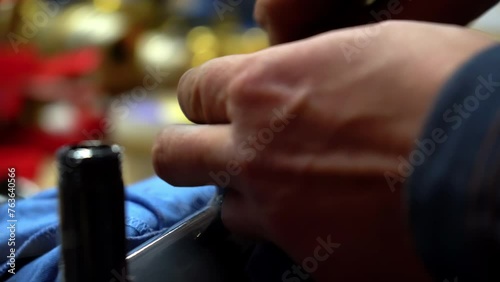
left=0, top=45, right=104, bottom=183
left=0, top=45, right=39, bottom=122
left=0, top=45, right=101, bottom=120
left=0, top=146, right=46, bottom=180
left=39, top=47, right=101, bottom=77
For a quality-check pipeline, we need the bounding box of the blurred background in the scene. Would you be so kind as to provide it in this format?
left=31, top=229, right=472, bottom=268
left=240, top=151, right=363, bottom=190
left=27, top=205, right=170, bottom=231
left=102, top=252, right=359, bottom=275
left=0, top=0, right=268, bottom=195
left=0, top=0, right=499, bottom=197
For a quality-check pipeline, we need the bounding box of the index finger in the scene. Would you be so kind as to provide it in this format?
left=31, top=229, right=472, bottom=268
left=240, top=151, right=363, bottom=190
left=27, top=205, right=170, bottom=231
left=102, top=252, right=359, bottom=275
left=177, top=55, right=249, bottom=124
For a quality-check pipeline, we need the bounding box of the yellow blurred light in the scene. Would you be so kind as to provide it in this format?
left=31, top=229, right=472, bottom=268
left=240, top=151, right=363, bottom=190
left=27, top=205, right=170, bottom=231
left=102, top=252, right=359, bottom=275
left=136, top=32, right=188, bottom=69
left=19, top=0, right=38, bottom=18
left=221, top=34, right=242, bottom=55
left=191, top=50, right=217, bottom=67
left=94, top=0, right=121, bottom=13
left=186, top=26, right=218, bottom=53
left=187, top=26, right=211, bottom=42
left=63, top=5, right=126, bottom=46
left=160, top=96, right=191, bottom=124
left=241, top=28, right=269, bottom=53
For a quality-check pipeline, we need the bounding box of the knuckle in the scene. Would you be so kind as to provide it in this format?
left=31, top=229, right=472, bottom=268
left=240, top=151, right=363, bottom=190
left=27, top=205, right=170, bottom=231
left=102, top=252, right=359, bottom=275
left=226, top=56, right=266, bottom=105
left=186, top=66, right=211, bottom=123
left=190, top=57, right=240, bottom=122
left=181, top=60, right=222, bottom=123
left=152, top=130, right=166, bottom=176
left=152, top=127, right=174, bottom=181
left=196, top=62, right=215, bottom=94
left=178, top=85, right=201, bottom=124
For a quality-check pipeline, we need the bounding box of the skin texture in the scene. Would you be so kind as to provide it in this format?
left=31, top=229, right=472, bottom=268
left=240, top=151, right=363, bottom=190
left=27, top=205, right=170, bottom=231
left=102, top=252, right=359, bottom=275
left=153, top=21, right=497, bottom=281
left=254, top=0, right=499, bottom=44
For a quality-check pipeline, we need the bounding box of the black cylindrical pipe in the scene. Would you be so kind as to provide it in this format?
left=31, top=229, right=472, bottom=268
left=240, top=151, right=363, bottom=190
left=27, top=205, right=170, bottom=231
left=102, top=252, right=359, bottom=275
left=57, top=142, right=128, bottom=282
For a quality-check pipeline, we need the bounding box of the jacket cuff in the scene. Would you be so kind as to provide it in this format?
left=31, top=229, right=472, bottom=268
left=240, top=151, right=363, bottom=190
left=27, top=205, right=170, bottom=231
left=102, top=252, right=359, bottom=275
left=407, top=44, right=500, bottom=281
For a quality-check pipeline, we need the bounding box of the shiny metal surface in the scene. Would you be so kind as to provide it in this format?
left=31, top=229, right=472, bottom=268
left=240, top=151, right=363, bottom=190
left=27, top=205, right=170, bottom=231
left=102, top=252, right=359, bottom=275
left=127, top=203, right=252, bottom=282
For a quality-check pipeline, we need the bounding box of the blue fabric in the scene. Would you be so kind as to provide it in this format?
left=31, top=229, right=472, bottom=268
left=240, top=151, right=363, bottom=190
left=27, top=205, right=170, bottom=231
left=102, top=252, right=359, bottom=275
left=408, top=44, right=500, bottom=281
left=0, top=177, right=216, bottom=282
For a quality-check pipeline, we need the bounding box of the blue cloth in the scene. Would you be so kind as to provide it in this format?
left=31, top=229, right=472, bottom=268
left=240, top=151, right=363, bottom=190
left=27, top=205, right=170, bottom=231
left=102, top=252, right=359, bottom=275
left=408, top=44, right=500, bottom=281
left=0, top=177, right=216, bottom=282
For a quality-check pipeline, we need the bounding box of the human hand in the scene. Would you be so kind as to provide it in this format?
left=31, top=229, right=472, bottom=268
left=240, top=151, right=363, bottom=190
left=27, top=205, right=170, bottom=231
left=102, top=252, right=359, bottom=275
left=153, top=21, right=495, bottom=281
left=254, top=0, right=499, bottom=44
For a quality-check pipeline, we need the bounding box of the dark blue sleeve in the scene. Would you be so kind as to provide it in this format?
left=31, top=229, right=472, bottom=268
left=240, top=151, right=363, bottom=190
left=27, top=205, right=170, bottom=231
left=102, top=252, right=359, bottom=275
left=407, top=44, right=500, bottom=282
